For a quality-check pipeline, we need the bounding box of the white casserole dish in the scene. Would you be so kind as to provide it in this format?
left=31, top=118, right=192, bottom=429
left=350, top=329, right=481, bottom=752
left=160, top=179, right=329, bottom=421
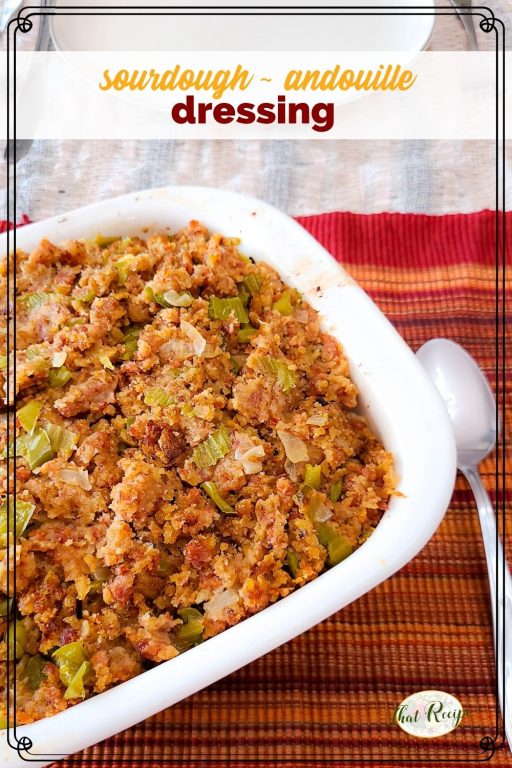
left=1, top=186, right=456, bottom=766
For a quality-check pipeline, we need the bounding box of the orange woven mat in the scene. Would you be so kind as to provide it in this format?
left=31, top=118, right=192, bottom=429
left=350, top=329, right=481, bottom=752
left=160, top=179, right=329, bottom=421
left=52, top=210, right=510, bottom=768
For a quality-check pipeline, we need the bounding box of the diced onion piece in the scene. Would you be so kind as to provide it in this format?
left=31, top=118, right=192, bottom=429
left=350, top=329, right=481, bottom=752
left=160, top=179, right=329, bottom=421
left=163, top=289, right=193, bottom=308
left=201, top=481, right=236, bottom=515
left=234, top=433, right=265, bottom=474
left=192, top=425, right=231, bottom=468
left=208, top=296, right=249, bottom=324
left=99, top=353, right=115, bottom=371
left=26, top=428, right=54, bottom=470
left=284, top=459, right=299, bottom=482
left=194, top=404, right=214, bottom=421
left=204, top=588, right=239, bottom=620
left=160, top=339, right=191, bottom=359
left=277, top=430, right=308, bottom=463
left=64, top=661, right=92, bottom=700
left=144, top=387, right=173, bottom=407
left=17, top=400, right=42, bottom=434
left=0, top=499, right=35, bottom=540
left=304, top=464, right=322, bottom=490
left=273, top=290, right=293, bottom=316
left=51, top=351, right=67, bottom=368
left=306, top=412, right=328, bottom=426
left=48, top=366, right=72, bottom=388
left=203, top=344, right=222, bottom=359
left=181, top=320, right=206, bottom=357
left=58, top=468, right=92, bottom=491
left=313, top=500, right=332, bottom=522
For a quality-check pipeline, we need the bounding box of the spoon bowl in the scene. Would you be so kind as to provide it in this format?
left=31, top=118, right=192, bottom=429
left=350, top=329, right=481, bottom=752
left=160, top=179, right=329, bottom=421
left=416, top=338, right=497, bottom=466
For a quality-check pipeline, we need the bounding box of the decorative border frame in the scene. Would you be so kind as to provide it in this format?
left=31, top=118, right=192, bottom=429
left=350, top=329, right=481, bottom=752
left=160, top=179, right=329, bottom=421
left=4, top=5, right=507, bottom=764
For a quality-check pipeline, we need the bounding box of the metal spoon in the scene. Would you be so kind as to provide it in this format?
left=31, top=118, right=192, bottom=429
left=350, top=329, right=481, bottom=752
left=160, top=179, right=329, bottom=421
left=417, top=338, right=511, bottom=749
left=4, top=0, right=53, bottom=164
left=448, top=0, right=479, bottom=50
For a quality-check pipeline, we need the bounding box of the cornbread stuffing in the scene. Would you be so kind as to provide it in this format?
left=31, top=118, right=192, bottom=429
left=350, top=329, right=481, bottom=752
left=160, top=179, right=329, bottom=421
left=0, top=222, right=394, bottom=724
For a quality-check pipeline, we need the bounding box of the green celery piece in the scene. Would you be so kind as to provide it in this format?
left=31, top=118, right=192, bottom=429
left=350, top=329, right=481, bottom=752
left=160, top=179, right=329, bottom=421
left=208, top=296, right=249, bottom=324
left=0, top=598, right=13, bottom=617
left=144, top=387, right=173, bottom=407
left=3, top=432, right=31, bottom=460
left=53, top=641, right=87, bottom=687
left=44, top=423, right=77, bottom=460
left=243, top=273, right=261, bottom=295
left=330, top=478, right=344, bottom=503
left=191, top=426, right=231, bottom=469
left=48, top=366, right=72, bottom=388
left=144, top=286, right=170, bottom=308
left=64, top=660, right=92, bottom=700
left=258, top=356, right=296, bottom=393
left=315, top=522, right=337, bottom=547
left=304, top=464, right=321, bottom=490
left=176, top=608, right=204, bottom=651
left=273, top=290, right=293, bottom=316
left=315, top=523, right=353, bottom=567
left=0, top=499, right=35, bottom=539
left=99, top=354, right=115, bottom=371
left=25, top=655, right=46, bottom=691
left=237, top=325, right=257, bottom=343
left=285, top=549, right=300, bottom=578
left=17, top=400, right=42, bottom=434
left=327, top=536, right=353, bottom=566
left=26, top=428, right=54, bottom=470
left=7, top=621, right=27, bottom=660
left=201, top=481, right=236, bottom=515
left=121, top=326, right=141, bottom=360
left=230, top=356, right=241, bottom=374
left=95, top=235, right=119, bottom=248
left=19, top=292, right=53, bottom=311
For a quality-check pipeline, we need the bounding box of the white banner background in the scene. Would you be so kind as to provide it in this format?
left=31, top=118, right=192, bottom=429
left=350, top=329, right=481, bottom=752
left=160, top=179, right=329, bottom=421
left=1, top=51, right=509, bottom=140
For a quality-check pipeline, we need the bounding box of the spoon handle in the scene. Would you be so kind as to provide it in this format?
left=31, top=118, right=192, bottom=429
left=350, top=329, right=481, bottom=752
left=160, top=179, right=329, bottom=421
left=461, top=465, right=512, bottom=750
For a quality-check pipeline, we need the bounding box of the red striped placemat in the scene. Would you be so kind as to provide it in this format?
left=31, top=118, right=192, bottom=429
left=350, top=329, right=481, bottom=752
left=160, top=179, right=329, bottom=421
left=11, top=209, right=510, bottom=767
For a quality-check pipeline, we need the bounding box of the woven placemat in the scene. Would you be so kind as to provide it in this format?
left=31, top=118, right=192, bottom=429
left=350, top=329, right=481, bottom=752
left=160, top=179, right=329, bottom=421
left=44, top=210, right=510, bottom=767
